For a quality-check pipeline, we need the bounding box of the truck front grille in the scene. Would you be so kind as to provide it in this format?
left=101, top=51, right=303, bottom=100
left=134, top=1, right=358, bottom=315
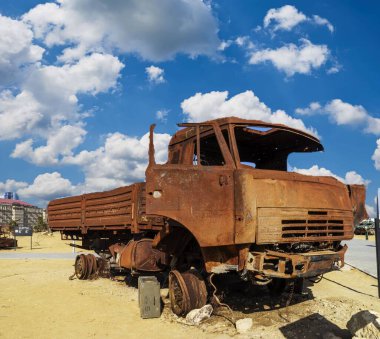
left=281, top=217, right=344, bottom=238
left=257, top=208, right=353, bottom=244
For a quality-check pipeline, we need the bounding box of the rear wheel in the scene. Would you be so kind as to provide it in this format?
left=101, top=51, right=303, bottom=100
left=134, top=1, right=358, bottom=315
left=75, top=254, right=99, bottom=280
left=169, top=269, right=207, bottom=316
left=75, top=254, right=88, bottom=280
left=86, top=254, right=98, bottom=279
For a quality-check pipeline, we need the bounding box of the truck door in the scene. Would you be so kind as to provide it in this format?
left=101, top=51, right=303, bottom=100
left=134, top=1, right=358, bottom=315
left=145, top=124, right=236, bottom=247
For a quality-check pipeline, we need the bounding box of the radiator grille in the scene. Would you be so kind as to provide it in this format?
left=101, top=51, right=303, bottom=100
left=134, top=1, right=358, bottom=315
left=281, top=218, right=344, bottom=239
left=257, top=208, right=353, bottom=244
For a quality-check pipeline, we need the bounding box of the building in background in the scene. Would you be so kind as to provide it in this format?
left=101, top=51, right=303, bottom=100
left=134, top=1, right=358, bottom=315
left=0, top=203, right=12, bottom=226
left=0, top=195, right=46, bottom=231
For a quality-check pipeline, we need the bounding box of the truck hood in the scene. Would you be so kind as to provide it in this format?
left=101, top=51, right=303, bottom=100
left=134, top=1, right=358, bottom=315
left=247, top=169, right=351, bottom=210
left=234, top=169, right=356, bottom=244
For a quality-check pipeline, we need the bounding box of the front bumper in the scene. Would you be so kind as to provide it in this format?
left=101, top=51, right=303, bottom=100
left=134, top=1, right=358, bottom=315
left=245, top=245, right=347, bottom=279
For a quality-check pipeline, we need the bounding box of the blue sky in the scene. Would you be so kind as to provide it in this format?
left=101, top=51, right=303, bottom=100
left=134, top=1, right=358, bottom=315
left=0, top=0, right=379, bottom=215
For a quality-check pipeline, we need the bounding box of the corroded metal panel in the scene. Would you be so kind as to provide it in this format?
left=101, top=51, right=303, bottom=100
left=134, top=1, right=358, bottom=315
left=233, top=172, right=257, bottom=244
left=348, top=184, right=369, bottom=226
left=48, top=183, right=163, bottom=233
left=146, top=165, right=235, bottom=247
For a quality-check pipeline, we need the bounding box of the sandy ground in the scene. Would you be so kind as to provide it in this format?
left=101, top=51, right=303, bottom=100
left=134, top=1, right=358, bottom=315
left=1, top=234, right=380, bottom=338
left=354, top=234, right=376, bottom=241
left=3, top=232, right=90, bottom=253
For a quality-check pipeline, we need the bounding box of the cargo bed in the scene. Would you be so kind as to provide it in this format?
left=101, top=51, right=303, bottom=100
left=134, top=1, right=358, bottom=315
left=48, top=183, right=164, bottom=234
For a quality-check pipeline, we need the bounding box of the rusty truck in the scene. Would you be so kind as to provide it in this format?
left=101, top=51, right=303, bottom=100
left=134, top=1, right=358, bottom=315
left=48, top=117, right=368, bottom=315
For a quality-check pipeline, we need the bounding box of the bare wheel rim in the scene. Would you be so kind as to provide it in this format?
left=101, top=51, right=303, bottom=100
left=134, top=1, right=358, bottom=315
left=85, top=254, right=94, bottom=279
left=75, top=254, right=87, bottom=280
left=91, top=254, right=98, bottom=276
left=169, top=270, right=190, bottom=316
left=182, top=269, right=207, bottom=311
left=169, top=269, right=207, bottom=316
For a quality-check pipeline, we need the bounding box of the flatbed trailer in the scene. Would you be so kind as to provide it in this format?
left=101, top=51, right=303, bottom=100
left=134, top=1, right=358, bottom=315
left=48, top=183, right=164, bottom=241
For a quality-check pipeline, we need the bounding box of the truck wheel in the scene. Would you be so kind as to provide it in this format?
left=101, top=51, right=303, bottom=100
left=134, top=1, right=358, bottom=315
left=75, top=254, right=88, bottom=280
left=86, top=254, right=98, bottom=279
left=169, top=269, right=207, bottom=316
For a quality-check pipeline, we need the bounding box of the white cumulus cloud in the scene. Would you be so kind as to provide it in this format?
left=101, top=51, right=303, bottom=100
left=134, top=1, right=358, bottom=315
left=264, top=5, right=307, bottom=31
left=293, top=165, right=370, bottom=186
left=296, top=100, right=380, bottom=172
left=18, top=172, right=78, bottom=203
left=249, top=39, right=329, bottom=77
left=0, top=179, right=28, bottom=193
left=218, top=40, right=233, bottom=51
left=2, top=128, right=171, bottom=204
left=295, top=102, right=322, bottom=116
left=11, top=125, right=87, bottom=166
left=296, top=99, right=380, bottom=135
left=2, top=53, right=124, bottom=165
left=235, top=36, right=255, bottom=49
left=263, top=5, right=334, bottom=33
left=0, top=15, right=44, bottom=86
left=0, top=6, right=127, bottom=166
left=146, top=65, right=165, bottom=84
left=313, top=15, right=334, bottom=33
left=23, top=0, right=220, bottom=62
left=181, top=90, right=318, bottom=137
left=0, top=90, right=43, bottom=140
left=63, top=131, right=171, bottom=192
left=325, top=99, right=368, bottom=126
left=372, top=139, right=380, bottom=170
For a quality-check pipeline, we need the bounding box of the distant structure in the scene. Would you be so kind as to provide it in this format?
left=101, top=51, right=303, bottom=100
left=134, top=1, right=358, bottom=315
left=3, top=192, right=19, bottom=200
left=0, top=194, right=46, bottom=230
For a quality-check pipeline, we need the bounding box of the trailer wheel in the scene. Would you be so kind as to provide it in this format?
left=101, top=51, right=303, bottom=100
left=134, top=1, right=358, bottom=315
left=75, top=254, right=88, bottom=280
left=86, top=254, right=98, bottom=279
left=169, top=269, right=207, bottom=316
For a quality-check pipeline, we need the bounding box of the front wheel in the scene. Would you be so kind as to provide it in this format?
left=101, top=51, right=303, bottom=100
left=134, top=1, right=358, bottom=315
left=169, top=269, right=207, bottom=316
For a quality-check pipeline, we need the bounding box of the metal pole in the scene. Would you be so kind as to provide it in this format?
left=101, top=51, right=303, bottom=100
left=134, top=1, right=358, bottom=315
left=375, top=188, right=380, bottom=298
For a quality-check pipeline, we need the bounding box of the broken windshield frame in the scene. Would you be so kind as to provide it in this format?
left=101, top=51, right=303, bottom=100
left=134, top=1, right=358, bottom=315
left=230, top=124, right=323, bottom=171
left=168, top=121, right=323, bottom=170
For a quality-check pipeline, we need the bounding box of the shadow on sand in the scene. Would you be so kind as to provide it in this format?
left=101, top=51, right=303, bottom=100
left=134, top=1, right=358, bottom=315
left=279, top=313, right=350, bottom=339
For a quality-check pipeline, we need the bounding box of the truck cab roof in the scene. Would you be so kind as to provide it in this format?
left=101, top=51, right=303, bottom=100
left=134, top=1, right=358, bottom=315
left=171, top=116, right=322, bottom=150
left=167, top=117, right=323, bottom=170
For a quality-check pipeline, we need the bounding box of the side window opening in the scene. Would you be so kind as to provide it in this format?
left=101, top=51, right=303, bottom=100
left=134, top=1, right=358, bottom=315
left=235, top=126, right=287, bottom=171
left=193, top=129, right=226, bottom=166
left=242, top=161, right=256, bottom=168
left=192, top=142, right=198, bottom=165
